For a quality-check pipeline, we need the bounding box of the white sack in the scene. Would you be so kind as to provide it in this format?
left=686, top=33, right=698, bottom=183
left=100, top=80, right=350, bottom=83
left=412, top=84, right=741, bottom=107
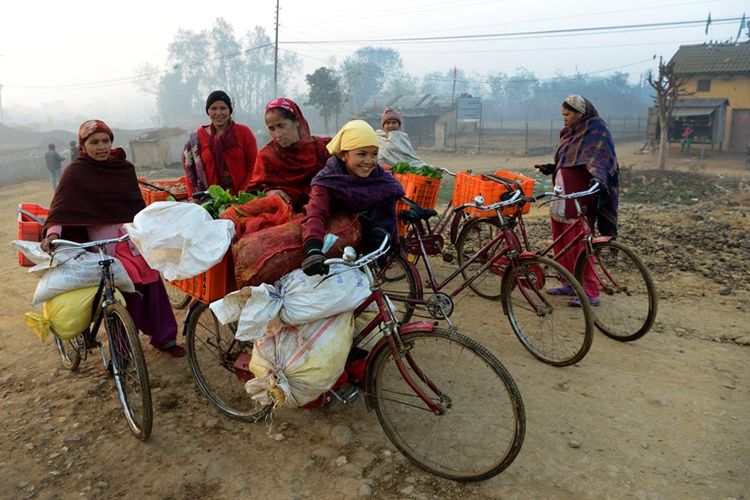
left=245, top=312, right=355, bottom=407
left=124, top=201, right=234, bottom=281
left=209, top=284, right=283, bottom=341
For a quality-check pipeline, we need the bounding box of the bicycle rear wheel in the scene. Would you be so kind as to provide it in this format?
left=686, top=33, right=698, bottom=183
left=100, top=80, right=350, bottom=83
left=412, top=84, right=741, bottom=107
left=105, top=303, right=152, bottom=440
left=368, top=327, right=525, bottom=482
left=373, top=253, right=419, bottom=323
left=455, top=217, right=510, bottom=300
left=502, top=256, right=594, bottom=366
left=54, top=335, right=82, bottom=371
left=575, top=240, right=657, bottom=341
left=185, top=303, right=272, bottom=422
left=165, top=281, right=191, bottom=310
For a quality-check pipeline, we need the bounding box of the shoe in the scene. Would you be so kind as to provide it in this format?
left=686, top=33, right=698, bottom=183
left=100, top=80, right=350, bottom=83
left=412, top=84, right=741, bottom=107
left=569, top=297, right=600, bottom=307
left=157, top=344, right=186, bottom=358
left=547, top=285, right=576, bottom=296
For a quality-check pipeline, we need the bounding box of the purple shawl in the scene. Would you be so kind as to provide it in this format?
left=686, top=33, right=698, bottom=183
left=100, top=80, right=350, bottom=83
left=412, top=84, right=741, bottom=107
left=311, top=156, right=404, bottom=211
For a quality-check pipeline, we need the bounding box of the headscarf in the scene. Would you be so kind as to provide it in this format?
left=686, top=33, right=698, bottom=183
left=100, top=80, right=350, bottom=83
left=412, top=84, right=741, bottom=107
left=554, top=96, right=619, bottom=236
left=563, top=95, right=587, bottom=114
left=78, top=119, right=114, bottom=154
left=244, top=98, right=330, bottom=209
left=45, top=120, right=145, bottom=238
left=327, top=120, right=379, bottom=155
left=206, top=90, right=233, bottom=114
left=380, top=107, right=402, bottom=128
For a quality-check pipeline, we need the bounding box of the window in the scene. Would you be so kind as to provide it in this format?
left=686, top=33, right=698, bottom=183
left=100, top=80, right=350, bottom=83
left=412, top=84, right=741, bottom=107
left=697, top=79, right=711, bottom=92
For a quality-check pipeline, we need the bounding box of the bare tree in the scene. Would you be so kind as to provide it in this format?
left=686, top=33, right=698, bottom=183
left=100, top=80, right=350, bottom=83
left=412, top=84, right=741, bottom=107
left=647, top=60, right=690, bottom=169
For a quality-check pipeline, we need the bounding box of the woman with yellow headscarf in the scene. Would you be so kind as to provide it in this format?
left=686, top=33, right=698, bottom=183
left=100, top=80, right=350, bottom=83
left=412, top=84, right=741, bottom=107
left=301, top=120, right=404, bottom=275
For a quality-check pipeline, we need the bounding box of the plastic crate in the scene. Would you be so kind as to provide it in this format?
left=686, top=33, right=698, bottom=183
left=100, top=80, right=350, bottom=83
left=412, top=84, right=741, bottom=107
left=138, top=177, right=189, bottom=205
left=395, top=173, right=442, bottom=236
left=169, top=253, right=236, bottom=303
left=453, top=170, right=535, bottom=218
left=17, top=204, right=49, bottom=267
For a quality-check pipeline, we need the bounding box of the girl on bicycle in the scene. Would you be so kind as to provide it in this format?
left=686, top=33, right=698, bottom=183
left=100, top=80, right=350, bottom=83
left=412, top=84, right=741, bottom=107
left=41, top=119, right=185, bottom=358
left=301, top=120, right=404, bottom=276
left=536, top=95, right=620, bottom=306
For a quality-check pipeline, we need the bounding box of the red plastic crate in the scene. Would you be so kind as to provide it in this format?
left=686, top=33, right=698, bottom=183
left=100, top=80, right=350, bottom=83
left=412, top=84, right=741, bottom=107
left=17, top=204, right=49, bottom=267
left=453, top=170, right=535, bottom=218
left=169, top=253, right=236, bottom=303
left=138, top=177, right=189, bottom=205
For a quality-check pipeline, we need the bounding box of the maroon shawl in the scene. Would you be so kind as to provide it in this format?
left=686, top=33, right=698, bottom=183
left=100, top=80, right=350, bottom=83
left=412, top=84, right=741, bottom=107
left=207, top=119, right=239, bottom=189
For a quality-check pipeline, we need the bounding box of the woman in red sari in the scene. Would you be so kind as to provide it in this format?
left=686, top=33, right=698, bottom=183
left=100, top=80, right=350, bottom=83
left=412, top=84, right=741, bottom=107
left=242, top=98, right=331, bottom=211
left=183, top=90, right=258, bottom=196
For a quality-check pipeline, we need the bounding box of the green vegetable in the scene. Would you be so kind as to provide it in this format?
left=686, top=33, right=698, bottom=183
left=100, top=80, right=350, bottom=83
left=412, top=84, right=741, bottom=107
left=201, top=185, right=266, bottom=218
left=390, top=162, right=442, bottom=179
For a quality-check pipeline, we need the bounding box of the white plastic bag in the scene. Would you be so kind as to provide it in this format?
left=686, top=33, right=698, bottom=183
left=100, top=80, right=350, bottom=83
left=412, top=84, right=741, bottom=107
left=209, top=284, right=283, bottom=341
left=11, top=242, right=136, bottom=307
left=245, top=312, right=355, bottom=407
left=124, top=201, right=234, bottom=281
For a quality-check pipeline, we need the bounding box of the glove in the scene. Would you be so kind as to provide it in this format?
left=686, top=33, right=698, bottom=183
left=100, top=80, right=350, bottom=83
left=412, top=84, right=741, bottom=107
left=534, top=163, right=555, bottom=175
left=302, top=239, right=329, bottom=276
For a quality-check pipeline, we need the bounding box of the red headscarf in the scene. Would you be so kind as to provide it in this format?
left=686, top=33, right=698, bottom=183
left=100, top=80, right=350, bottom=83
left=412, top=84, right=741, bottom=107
left=244, top=98, right=331, bottom=210
left=78, top=119, right=114, bottom=155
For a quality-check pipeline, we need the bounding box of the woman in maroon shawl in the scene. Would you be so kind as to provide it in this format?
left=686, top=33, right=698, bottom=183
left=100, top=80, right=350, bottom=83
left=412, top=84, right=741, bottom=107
left=535, top=95, right=620, bottom=306
left=41, top=120, right=184, bottom=357
left=242, top=98, right=331, bottom=211
left=183, top=90, right=258, bottom=196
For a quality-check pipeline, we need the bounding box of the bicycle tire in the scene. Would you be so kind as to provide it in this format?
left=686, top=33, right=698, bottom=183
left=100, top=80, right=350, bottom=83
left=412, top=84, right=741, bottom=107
left=105, top=303, right=153, bottom=440
left=455, top=217, right=512, bottom=300
left=185, top=303, right=272, bottom=422
left=373, top=253, right=420, bottom=323
left=502, top=256, right=594, bottom=366
left=574, top=239, right=657, bottom=342
left=165, top=281, right=191, bottom=310
left=368, top=327, right=525, bottom=482
left=53, top=336, right=81, bottom=371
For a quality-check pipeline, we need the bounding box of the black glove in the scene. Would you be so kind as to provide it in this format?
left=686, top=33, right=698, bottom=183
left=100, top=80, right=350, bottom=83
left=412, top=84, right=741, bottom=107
left=302, top=239, right=329, bottom=276
left=534, top=163, right=555, bottom=175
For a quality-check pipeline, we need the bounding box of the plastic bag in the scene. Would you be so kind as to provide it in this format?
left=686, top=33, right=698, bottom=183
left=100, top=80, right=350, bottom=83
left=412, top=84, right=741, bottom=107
left=210, top=284, right=283, bottom=342
left=245, top=312, right=355, bottom=407
left=25, top=286, right=125, bottom=342
left=10, top=241, right=136, bottom=307
left=124, top=201, right=234, bottom=281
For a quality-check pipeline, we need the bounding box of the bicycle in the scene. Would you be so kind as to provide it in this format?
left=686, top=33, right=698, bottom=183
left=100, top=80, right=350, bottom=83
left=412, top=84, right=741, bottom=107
left=458, top=179, right=657, bottom=342
left=379, top=191, right=594, bottom=366
left=50, top=234, right=153, bottom=440
left=183, top=234, right=526, bottom=481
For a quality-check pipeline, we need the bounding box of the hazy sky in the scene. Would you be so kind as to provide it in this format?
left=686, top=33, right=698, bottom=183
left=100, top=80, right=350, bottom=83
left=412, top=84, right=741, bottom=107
left=0, top=0, right=745, bottom=128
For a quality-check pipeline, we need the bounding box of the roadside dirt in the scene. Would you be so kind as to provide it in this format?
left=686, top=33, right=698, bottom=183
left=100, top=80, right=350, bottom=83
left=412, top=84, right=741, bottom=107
left=1, top=143, right=748, bottom=499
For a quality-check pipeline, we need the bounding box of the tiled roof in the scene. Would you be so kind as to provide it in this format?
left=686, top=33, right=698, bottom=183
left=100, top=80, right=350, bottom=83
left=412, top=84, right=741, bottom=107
left=669, top=42, right=750, bottom=75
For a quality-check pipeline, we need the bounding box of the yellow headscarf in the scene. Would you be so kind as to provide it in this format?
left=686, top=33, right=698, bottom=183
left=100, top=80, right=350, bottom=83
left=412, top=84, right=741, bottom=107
left=326, top=120, right=379, bottom=155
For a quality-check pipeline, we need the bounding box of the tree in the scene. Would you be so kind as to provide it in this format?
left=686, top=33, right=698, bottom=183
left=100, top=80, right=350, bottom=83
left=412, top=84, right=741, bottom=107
left=306, top=67, right=343, bottom=134
left=341, top=47, right=404, bottom=112
left=648, top=60, right=690, bottom=169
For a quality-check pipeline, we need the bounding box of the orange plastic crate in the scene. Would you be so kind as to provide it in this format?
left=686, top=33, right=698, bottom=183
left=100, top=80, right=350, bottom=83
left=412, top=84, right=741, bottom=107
left=17, top=204, right=49, bottom=267
left=139, top=177, right=189, bottom=205
left=396, top=173, right=442, bottom=236
left=453, top=170, right=535, bottom=218
left=169, top=253, right=236, bottom=303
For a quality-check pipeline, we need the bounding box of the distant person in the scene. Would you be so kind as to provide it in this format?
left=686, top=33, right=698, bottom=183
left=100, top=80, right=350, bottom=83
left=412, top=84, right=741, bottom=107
left=182, top=90, right=258, bottom=196
left=44, top=143, right=65, bottom=189
left=242, top=97, right=331, bottom=211
left=376, top=107, right=425, bottom=168
left=535, top=95, right=619, bottom=307
left=69, top=140, right=78, bottom=162
left=680, top=125, right=695, bottom=154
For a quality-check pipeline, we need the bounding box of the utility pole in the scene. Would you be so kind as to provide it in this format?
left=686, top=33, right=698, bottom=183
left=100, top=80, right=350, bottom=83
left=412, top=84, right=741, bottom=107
left=273, top=0, right=280, bottom=96
left=0, top=83, right=4, bottom=124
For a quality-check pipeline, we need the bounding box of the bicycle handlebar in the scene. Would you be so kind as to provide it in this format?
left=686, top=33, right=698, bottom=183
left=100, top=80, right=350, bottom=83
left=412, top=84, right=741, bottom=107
left=461, top=189, right=524, bottom=211
left=50, top=234, right=130, bottom=252
left=323, top=233, right=391, bottom=271
left=542, top=181, right=600, bottom=200
left=437, top=167, right=458, bottom=177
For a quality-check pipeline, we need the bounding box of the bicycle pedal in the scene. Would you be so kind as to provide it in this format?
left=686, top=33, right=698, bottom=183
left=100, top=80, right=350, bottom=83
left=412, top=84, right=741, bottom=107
left=442, top=253, right=454, bottom=263
left=331, top=383, right=361, bottom=406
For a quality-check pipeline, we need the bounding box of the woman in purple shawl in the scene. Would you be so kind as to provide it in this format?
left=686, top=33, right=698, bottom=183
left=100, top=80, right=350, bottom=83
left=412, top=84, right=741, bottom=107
left=301, top=120, right=404, bottom=276
left=535, top=95, right=620, bottom=305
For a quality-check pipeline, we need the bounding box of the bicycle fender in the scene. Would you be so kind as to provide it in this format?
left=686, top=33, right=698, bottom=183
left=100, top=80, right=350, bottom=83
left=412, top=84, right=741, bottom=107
left=515, top=251, right=539, bottom=261
left=592, top=236, right=614, bottom=244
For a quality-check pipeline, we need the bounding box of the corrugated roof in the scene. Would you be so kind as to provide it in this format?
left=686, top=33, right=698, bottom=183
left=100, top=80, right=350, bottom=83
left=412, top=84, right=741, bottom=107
left=675, top=98, right=729, bottom=107
left=669, top=42, right=750, bottom=75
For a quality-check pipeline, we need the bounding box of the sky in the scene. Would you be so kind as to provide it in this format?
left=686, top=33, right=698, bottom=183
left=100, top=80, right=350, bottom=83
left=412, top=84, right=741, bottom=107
left=0, top=0, right=746, bottom=129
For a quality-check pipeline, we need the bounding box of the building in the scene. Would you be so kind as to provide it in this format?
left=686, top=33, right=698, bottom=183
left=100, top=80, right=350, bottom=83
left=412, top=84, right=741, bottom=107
left=129, top=127, right=186, bottom=169
left=668, top=41, right=750, bottom=151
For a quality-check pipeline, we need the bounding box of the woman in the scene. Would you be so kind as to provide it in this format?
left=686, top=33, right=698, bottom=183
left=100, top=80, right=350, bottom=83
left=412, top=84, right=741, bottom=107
left=536, top=95, right=620, bottom=306
left=242, top=98, right=330, bottom=211
left=183, top=90, right=258, bottom=196
left=41, top=120, right=184, bottom=357
left=301, top=120, right=404, bottom=276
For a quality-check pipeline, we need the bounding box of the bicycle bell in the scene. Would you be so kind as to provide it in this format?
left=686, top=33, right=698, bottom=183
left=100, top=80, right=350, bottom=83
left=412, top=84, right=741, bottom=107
left=343, top=246, right=357, bottom=263
left=474, top=195, right=485, bottom=206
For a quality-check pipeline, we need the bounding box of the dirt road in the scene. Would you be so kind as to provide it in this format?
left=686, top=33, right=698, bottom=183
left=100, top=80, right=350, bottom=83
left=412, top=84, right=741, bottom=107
left=1, top=145, right=748, bottom=499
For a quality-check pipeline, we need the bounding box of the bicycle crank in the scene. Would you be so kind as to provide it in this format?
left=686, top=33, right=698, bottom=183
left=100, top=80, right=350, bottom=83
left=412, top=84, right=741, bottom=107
left=427, top=293, right=454, bottom=319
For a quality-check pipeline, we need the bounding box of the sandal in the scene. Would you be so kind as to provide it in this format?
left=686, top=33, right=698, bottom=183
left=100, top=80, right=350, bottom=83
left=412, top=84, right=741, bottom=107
left=547, top=285, right=575, bottom=296
left=569, top=297, right=600, bottom=307
left=157, top=344, right=186, bottom=358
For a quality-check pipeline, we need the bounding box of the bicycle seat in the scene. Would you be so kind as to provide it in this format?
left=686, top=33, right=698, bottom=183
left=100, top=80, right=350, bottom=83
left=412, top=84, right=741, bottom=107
left=399, top=206, right=438, bottom=223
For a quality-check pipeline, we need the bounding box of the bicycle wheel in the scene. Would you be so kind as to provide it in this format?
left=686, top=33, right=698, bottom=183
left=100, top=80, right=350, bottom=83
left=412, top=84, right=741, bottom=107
left=456, top=217, right=510, bottom=300
left=502, top=256, right=594, bottom=366
left=105, top=303, right=152, bottom=440
left=373, top=253, right=419, bottom=323
left=185, top=303, right=272, bottom=422
left=575, top=240, right=657, bottom=342
left=165, top=281, right=191, bottom=310
left=368, top=327, right=525, bottom=482
left=53, top=335, right=81, bottom=371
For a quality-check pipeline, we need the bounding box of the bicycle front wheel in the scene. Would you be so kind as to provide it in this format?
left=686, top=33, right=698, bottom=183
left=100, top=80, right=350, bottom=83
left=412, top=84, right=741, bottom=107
left=105, top=303, right=152, bottom=440
left=456, top=217, right=510, bottom=300
left=54, top=335, right=81, bottom=371
left=368, top=327, right=525, bottom=482
left=575, top=240, right=657, bottom=341
left=373, top=253, right=419, bottom=323
left=502, top=256, right=594, bottom=366
left=185, top=303, right=272, bottom=422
